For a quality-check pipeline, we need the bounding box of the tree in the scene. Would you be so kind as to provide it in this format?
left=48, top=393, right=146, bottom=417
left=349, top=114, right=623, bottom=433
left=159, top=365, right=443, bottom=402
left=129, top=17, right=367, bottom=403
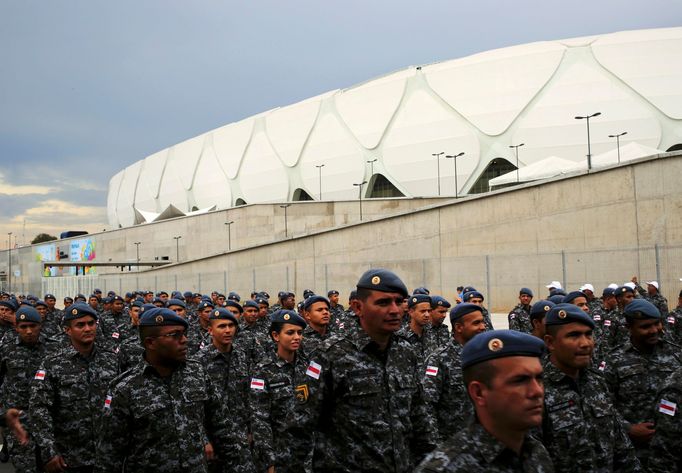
left=31, top=233, right=58, bottom=245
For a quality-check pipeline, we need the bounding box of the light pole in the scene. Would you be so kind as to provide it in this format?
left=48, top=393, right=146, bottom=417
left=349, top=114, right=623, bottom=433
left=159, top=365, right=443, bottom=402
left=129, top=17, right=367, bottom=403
left=173, top=236, right=182, bottom=262
left=134, top=242, right=141, bottom=263
left=353, top=181, right=368, bottom=221
left=7, top=232, right=11, bottom=294
left=432, top=152, right=444, bottom=196
left=608, top=131, right=627, bottom=164
left=315, top=164, right=325, bottom=200
left=224, top=221, right=234, bottom=250
left=445, top=152, right=465, bottom=198
left=367, top=158, right=378, bottom=178
left=509, top=143, right=525, bottom=183
left=575, top=112, right=601, bottom=170
left=279, top=204, right=291, bottom=237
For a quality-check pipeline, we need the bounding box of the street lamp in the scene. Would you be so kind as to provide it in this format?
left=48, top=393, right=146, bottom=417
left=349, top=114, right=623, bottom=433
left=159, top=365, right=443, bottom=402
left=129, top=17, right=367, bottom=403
left=315, top=164, right=325, bottom=200
left=134, top=242, right=141, bottom=263
left=279, top=204, right=291, bottom=238
left=353, top=181, right=368, bottom=221
left=575, top=112, right=601, bottom=170
left=366, top=158, right=378, bottom=178
left=432, top=152, right=444, bottom=196
left=173, top=236, right=182, bottom=262
left=7, top=232, right=11, bottom=294
left=509, top=143, right=525, bottom=183
left=445, top=153, right=465, bottom=198
left=608, top=131, right=628, bottom=164
left=224, top=221, right=234, bottom=250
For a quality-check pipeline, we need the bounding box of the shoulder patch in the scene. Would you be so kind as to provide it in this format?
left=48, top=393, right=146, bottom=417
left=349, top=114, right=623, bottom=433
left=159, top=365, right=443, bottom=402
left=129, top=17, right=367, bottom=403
left=306, top=360, right=322, bottom=379
left=250, top=378, right=265, bottom=390
left=425, top=365, right=439, bottom=377
left=104, top=394, right=113, bottom=409
left=598, top=360, right=606, bottom=371
left=34, top=369, right=46, bottom=380
left=659, top=399, right=677, bottom=416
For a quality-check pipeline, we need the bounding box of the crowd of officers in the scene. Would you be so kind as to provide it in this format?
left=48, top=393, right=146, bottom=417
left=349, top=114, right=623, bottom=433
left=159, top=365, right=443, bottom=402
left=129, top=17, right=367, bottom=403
left=0, top=270, right=680, bottom=472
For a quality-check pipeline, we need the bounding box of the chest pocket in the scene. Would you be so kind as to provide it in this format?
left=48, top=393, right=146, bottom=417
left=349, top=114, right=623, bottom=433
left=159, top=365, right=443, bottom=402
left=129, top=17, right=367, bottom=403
left=59, top=374, right=90, bottom=404
left=618, top=364, right=647, bottom=394
left=133, top=397, right=170, bottom=421
left=547, top=400, right=582, bottom=431
left=346, top=375, right=381, bottom=407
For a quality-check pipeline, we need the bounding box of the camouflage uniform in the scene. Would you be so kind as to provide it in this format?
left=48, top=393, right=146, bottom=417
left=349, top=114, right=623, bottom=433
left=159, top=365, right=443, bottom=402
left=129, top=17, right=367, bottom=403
left=41, top=309, right=63, bottom=338
left=0, top=334, right=54, bottom=473
left=636, top=284, right=669, bottom=316
left=29, top=344, right=120, bottom=470
left=663, top=306, right=682, bottom=345
left=118, top=329, right=144, bottom=371
left=328, top=308, right=358, bottom=335
left=430, top=323, right=450, bottom=349
left=95, top=358, right=240, bottom=473
left=301, top=325, right=329, bottom=357
left=188, top=323, right=212, bottom=355
left=601, top=338, right=682, bottom=463
left=508, top=304, right=533, bottom=333
left=481, top=307, right=494, bottom=331
left=422, top=340, right=472, bottom=443
left=648, top=366, right=682, bottom=472
left=99, top=310, right=133, bottom=345
left=311, top=328, right=437, bottom=472
left=540, top=360, right=642, bottom=472
left=249, top=351, right=317, bottom=473
left=587, top=298, right=603, bottom=313
left=414, top=422, right=554, bottom=473
left=328, top=303, right=345, bottom=328
left=398, top=324, right=439, bottom=370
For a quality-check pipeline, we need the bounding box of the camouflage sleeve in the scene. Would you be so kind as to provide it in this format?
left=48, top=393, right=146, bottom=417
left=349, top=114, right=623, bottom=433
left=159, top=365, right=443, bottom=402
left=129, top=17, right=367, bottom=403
left=94, top=382, right=130, bottom=473
left=28, top=361, right=59, bottom=464
left=508, top=311, right=521, bottom=332
left=648, top=387, right=682, bottom=473
left=611, top=412, right=644, bottom=472
left=248, top=368, right=275, bottom=469
left=409, top=357, right=438, bottom=461
left=422, top=352, right=442, bottom=405
left=203, top=369, right=238, bottom=460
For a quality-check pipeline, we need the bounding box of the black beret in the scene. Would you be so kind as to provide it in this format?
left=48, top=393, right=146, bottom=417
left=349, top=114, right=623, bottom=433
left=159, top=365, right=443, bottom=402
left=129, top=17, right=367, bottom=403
left=413, top=287, right=430, bottom=295
left=44, top=294, right=56, bottom=300
left=303, top=295, right=330, bottom=311
left=520, top=287, right=534, bottom=297
left=562, top=291, right=586, bottom=305
left=623, top=299, right=660, bottom=320
left=16, top=306, right=41, bottom=324
left=530, top=300, right=555, bottom=318
left=256, top=297, right=269, bottom=307
left=209, top=307, right=240, bottom=327
left=111, top=295, right=124, bottom=303
left=226, top=300, right=243, bottom=313
left=270, top=309, right=306, bottom=328
left=303, top=289, right=315, bottom=299
left=615, top=286, right=635, bottom=297
left=546, top=303, right=595, bottom=329
left=228, top=291, right=241, bottom=302
left=408, top=294, right=431, bottom=308
left=243, top=300, right=259, bottom=310
left=431, top=296, right=451, bottom=309
left=139, top=307, right=188, bottom=329
left=63, top=303, right=98, bottom=322
left=463, top=291, right=484, bottom=302
left=450, top=303, right=482, bottom=323
left=327, top=290, right=339, bottom=297
left=166, top=299, right=186, bottom=309
left=602, top=287, right=616, bottom=297
left=197, top=301, right=214, bottom=311
left=356, top=268, right=408, bottom=298
left=462, top=330, right=545, bottom=369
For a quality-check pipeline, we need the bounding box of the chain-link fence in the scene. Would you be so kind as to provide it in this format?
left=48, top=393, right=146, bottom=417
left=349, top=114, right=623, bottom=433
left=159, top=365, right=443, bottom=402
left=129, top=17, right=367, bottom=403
left=40, top=243, right=682, bottom=312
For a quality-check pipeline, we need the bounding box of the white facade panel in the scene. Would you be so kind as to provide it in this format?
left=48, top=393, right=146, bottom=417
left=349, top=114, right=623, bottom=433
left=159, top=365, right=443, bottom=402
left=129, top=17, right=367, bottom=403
left=212, top=118, right=255, bottom=179
left=116, top=161, right=143, bottom=228
left=191, top=147, right=232, bottom=210
left=239, top=129, right=288, bottom=203
left=169, top=134, right=205, bottom=190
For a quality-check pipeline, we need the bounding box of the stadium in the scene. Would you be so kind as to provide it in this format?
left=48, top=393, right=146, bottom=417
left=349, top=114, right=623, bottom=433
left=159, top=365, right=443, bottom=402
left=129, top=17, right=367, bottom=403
left=108, top=27, right=682, bottom=229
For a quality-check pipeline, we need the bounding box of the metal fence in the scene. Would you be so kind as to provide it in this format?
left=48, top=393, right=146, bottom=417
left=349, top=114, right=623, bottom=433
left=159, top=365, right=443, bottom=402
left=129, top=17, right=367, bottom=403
left=39, top=243, right=682, bottom=312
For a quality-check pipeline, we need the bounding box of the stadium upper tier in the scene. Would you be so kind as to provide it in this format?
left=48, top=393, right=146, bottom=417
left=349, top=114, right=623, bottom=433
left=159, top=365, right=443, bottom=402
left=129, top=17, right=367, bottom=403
left=108, top=27, right=682, bottom=228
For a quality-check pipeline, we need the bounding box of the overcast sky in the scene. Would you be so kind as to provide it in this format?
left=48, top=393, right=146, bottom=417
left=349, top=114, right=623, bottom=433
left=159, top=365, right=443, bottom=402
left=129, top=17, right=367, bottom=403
left=1, top=0, right=681, bottom=245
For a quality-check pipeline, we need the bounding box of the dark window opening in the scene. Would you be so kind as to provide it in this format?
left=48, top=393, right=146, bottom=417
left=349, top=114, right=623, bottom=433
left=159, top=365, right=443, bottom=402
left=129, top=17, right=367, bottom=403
left=235, top=198, right=247, bottom=206
left=368, top=174, right=404, bottom=198
left=666, top=143, right=682, bottom=152
left=470, top=158, right=517, bottom=194
left=191, top=206, right=199, bottom=211
left=292, top=188, right=314, bottom=201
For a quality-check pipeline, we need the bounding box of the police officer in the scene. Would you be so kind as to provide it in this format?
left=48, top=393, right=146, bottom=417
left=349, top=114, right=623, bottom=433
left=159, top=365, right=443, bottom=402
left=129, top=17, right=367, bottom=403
left=400, top=294, right=438, bottom=366
left=327, top=290, right=344, bottom=321
left=633, top=277, right=669, bottom=316
left=664, top=288, right=682, bottom=344
left=508, top=288, right=534, bottom=333
left=528, top=300, right=554, bottom=340
left=30, top=302, right=119, bottom=473
left=648, top=364, right=682, bottom=472
left=429, top=295, right=451, bottom=348
left=462, top=289, right=494, bottom=330
left=188, top=300, right=214, bottom=354
left=311, top=268, right=436, bottom=472
left=301, top=295, right=331, bottom=356
left=541, top=303, right=641, bottom=472
left=415, top=330, right=553, bottom=472
left=601, top=298, right=682, bottom=466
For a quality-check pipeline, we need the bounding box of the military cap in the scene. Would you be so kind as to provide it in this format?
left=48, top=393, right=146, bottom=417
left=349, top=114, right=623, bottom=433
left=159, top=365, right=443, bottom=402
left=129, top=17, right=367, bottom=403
left=256, top=297, right=269, bottom=307
left=16, top=306, right=42, bottom=324
left=408, top=294, right=432, bottom=308
left=602, top=287, right=616, bottom=297
left=615, top=285, right=635, bottom=297
left=44, top=293, right=56, bottom=301
left=450, top=303, right=482, bottom=323
left=209, top=307, right=240, bottom=327
left=94, top=288, right=102, bottom=294
left=462, top=329, right=545, bottom=369
left=156, top=291, right=168, bottom=297
left=413, top=287, right=430, bottom=295
left=0, top=300, right=18, bottom=311
left=131, top=300, right=144, bottom=308
left=139, top=307, right=188, bottom=329
left=197, top=300, right=214, bottom=311
left=226, top=300, right=243, bottom=313
left=243, top=300, right=259, bottom=310
left=110, top=295, right=124, bottom=303
left=183, top=291, right=193, bottom=299
left=546, top=303, right=595, bottom=329
left=297, top=301, right=305, bottom=311
left=303, top=289, right=315, bottom=299
left=35, top=300, right=48, bottom=308
left=463, top=286, right=477, bottom=294
left=74, top=294, right=86, bottom=301
left=548, top=294, right=565, bottom=304
left=562, top=291, right=586, bottom=305
left=304, top=295, right=330, bottom=311
left=463, top=291, right=484, bottom=302
left=623, top=299, right=660, bottom=320
left=166, top=298, right=186, bottom=309
left=142, top=303, right=157, bottom=312
left=63, top=303, right=98, bottom=322
left=530, top=300, right=555, bottom=318
left=356, top=268, right=408, bottom=298
left=107, top=291, right=116, bottom=297
left=270, top=309, right=306, bottom=328
left=171, top=291, right=183, bottom=299
left=431, top=295, right=451, bottom=309
left=579, top=283, right=595, bottom=293
left=520, top=287, right=534, bottom=297
left=260, top=291, right=270, bottom=299
left=327, top=290, right=340, bottom=297
left=227, top=291, right=241, bottom=302
left=348, top=290, right=358, bottom=301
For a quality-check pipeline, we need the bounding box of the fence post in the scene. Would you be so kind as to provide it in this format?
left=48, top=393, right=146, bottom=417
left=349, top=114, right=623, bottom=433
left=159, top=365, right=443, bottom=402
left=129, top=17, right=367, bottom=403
left=485, top=255, right=491, bottom=311
left=655, top=243, right=661, bottom=284
left=324, top=264, right=328, bottom=294
left=561, top=250, right=567, bottom=289
left=223, top=271, right=227, bottom=293
left=286, top=266, right=290, bottom=291
left=252, top=268, right=256, bottom=293
left=198, top=273, right=202, bottom=293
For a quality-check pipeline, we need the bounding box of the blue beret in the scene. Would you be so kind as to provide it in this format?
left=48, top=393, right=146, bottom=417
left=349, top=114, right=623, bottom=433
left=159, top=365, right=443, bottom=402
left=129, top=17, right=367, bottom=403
left=16, top=306, right=42, bottom=324
left=255, top=297, right=269, bottom=306
left=462, top=329, right=546, bottom=369
left=0, top=300, right=18, bottom=312
left=94, top=288, right=102, bottom=293
left=270, top=309, right=306, bottom=328
left=463, top=286, right=477, bottom=294
left=431, top=296, right=451, bottom=309
left=166, top=299, right=186, bottom=309
left=139, top=307, right=189, bottom=329
left=142, top=303, right=157, bottom=312
left=102, top=297, right=112, bottom=304
left=450, top=303, right=482, bottom=323
left=131, top=300, right=144, bottom=308
left=304, top=295, right=330, bottom=311
left=20, top=300, right=34, bottom=307
left=63, top=303, right=98, bottom=322
left=356, top=268, right=408, bottom=298
left=156, top=291, right=168, bottom=297
left=562, top=291, right=586, bottom=305
left=297, top=301, right=305, bottom=311
left=303, top=289, right=315, bottom=299
left=108, top=291, right=117, bottom=297
left=408, top=294, right=431, bottom=308
left=243, top=300, right=259, bottom=310
left=44, top=293, right=56, bottom=300
left=520, top=287, right=534, bottom=297
left=602, top=287, right=616, bottom=297
left=197, top=301, right=214, bottom=311
left=183, top=291, right=193, bottom=299
left=530, top=300, right=555, bottom=317
left=463, top=291, right=484, bottom=302
left=615, top=286, right=635, bottom=297
left=110, top=295, right=124, bottom=303
left=546, top=303, right=595, bottom=329
left=193, top=293, right=201, bottom=298
left=327, top=290, right=339, bottom=297
left=125, top=292, right=134, bottom=298
left=171, top=291, right=183, bottom=299
left=226, top=300, right=243, bottom=313
left=551, top=288, right=567, bottom=296
left=623, top=299, right=660, bottom=319
left=413, top=287, right=430, bottom=295
left=152, top=297, right=164, bottom=305
left=228, top=291, right=241, bottom=302
left=349, top=290, right=358, bottom=300
left=35, top=300, right=48, bottom=308
left=548, top=294, right=565, bottom=304
left=209, top=307, right=240, bottom=327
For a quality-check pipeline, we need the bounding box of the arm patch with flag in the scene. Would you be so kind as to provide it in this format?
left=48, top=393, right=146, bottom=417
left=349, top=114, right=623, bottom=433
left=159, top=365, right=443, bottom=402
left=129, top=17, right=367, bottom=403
left=425, top=366, right=439, bottom=377
left=104, top=394, right=113, bottom=409
left=250, top=378, right=265, bottom=390
left=34, top=369, right=46, bottom=380
left=659, top=399, right=677, bottom=416
left=306, top=360, right=322, bottom=379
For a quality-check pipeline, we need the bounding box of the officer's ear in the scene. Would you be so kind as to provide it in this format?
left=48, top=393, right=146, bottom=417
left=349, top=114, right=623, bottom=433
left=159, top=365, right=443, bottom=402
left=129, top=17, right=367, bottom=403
left=543, top=333, right=555, bottom=352
left=467, top=381, right=487, bottom=407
